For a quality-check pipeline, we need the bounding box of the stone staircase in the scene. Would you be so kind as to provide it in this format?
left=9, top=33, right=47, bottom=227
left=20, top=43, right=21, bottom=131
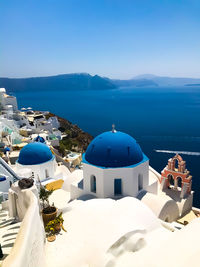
left=0, top=207, right=21, bottom=265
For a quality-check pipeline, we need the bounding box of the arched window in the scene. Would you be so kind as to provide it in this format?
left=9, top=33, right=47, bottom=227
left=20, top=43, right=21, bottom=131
left=45, top=169, right=49, bottom=178
left=177, top=177, right=182, bottom=188
left=174, top=159, right=179, bottom=170
left=90, top=175, right=96, bottom=193
left=168, top=174, right=174, bottom=186
left=138, top=174, right=143, bottom=191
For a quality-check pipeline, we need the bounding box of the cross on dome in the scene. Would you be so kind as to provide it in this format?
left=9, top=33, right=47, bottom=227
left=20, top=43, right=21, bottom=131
left=112, top=124, right=117, bottom=133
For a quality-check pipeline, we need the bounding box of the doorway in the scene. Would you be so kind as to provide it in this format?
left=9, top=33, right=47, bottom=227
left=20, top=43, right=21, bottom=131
left=114, top=179, right=122, bottom=195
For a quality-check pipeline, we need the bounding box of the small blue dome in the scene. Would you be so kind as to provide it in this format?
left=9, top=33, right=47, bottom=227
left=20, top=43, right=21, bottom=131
left=34, top=135, right=45, bottom=143
left=18, top=142, right=53, bottom=165
left=84, top=131, right=144, bottom=168
left=4, top=147, right=10, bottom=154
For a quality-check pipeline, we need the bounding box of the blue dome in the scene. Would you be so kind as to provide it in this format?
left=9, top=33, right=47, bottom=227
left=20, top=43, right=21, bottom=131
left=84, top=131, right=144, bottom=168
left=34, top=135, right=45, bottom=143
left=18, top=142, right=53, bottom=165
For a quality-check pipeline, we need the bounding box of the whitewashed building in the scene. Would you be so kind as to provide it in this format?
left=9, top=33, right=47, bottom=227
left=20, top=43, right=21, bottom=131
left=68, top=128, right=193, bottom=222
left=15, top=142, right=70, bottom=182
left=0, top=88, right=18, bottom=111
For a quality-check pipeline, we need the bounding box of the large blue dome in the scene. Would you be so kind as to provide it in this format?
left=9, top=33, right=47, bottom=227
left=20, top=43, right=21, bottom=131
left=84, top=131, right=144, bottom=168
left=18, top=142, right=54, bottom=165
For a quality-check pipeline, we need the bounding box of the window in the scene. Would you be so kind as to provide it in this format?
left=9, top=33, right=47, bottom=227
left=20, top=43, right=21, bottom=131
left=177, top=177, right=182, bottom=188
left=168, top=174, right=174, bottom=186
left=90, top=175, right=96, bottom=193
left=114, top=179, right=122, bottom=195
left=174, top=159, right=179, bottom=170
left=138, top=174, right=143, bottom=191
left=45, top=169, right=49, bottom=178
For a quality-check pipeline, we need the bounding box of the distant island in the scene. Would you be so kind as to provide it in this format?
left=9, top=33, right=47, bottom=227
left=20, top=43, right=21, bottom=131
left=185, top=84, right=200, bottom=87
left=1, top=73, right=200, bottom=92
left=110, top=78, right=158, bottom=87
left=0, top=74, right=116, bottom=92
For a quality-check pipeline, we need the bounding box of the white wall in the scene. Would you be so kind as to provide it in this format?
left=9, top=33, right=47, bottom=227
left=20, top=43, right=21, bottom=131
left=0, top=157, right=20, bottom=193
left=70, top=184, right=84, bottom=200
left=0, top=175, right=13, bottom=193
left=2, top=95, right=18, bottom=111
left=103, top=161, right=149, bottom=198
left=16, top=158, right=57, bottom=181
left=50, top=139, right=59, bottom=147
left=83, top=163, right=104, bottom=197
left=47, top=116, right=60, bottom=129
left=140, top=192, right=180, bottom=222
left=82, top=160, right=149, bottom=198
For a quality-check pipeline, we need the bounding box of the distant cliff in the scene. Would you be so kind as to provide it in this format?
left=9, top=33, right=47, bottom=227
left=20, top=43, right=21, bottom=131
left=0, top=73, right=116, bottom=92
left=46, top=112, right=93, bottom=154
left=111, top=78, right=158, bottom=87
left=133, top=74, right=200, bottom=87
left=1, top=73, right=199, bottom=92
left=185, top=84, right=200, bottom=87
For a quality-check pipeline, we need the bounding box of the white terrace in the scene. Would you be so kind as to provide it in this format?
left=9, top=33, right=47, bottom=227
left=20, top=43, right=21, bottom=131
left=1, top=179, right=200, bottom=267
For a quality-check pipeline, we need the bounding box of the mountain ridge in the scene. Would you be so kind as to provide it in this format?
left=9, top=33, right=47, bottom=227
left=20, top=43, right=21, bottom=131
left=0, top=73, right=116, bottom=92
left=133, top=74, right=200, bottom=86
left=1, top=73, right=200, bottom=93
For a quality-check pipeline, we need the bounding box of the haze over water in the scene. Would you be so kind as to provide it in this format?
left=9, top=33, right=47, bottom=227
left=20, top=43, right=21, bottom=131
left=13, top=86, right=200, bottom=207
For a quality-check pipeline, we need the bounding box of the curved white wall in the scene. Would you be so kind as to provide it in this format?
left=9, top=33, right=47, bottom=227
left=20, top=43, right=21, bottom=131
left=139, top=192, right=179, bottom=222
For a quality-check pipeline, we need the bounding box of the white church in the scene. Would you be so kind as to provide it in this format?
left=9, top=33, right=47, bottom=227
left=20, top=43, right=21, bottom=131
left=68, top=127, right=193, bottom=223
left=15, top=141, right=70, bottom=183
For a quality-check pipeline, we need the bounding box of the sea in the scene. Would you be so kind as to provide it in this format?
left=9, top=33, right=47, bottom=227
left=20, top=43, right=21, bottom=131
left=13, top=86, right=200, bottom=207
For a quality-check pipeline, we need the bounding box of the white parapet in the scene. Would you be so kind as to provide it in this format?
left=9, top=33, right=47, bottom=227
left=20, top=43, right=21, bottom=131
left=3, top=186, right=45, bottom=267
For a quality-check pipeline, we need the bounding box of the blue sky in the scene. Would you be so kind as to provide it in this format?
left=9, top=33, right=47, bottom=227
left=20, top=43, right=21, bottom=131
left=1, top=0, right=200, bottom=78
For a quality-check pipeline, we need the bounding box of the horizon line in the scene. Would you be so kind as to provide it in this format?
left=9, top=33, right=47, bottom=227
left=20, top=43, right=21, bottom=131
left=1, top=72, right=200, bottom=80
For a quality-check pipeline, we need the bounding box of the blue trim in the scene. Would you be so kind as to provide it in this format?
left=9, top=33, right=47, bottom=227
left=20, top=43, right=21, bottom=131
left=17, top=155, right=55, bottom=166
left=82, top=153, right=149, bottom=169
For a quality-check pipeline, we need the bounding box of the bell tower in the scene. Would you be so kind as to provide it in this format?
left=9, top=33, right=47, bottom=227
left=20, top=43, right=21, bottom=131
left=160, top=154, right=192, bottom=198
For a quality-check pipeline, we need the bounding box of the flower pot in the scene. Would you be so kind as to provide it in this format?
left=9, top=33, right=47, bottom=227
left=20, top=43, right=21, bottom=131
left=42, top=207, right=57, bottom=226
left=47, top=235, right=56, bottom=242
left=18, top=178, right=34, bottom=189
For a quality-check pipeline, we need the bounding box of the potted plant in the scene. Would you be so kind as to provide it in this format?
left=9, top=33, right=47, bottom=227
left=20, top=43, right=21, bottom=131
left=45, top=212, right=67, bottom=242
left=39, top=185, right=57, bottom=225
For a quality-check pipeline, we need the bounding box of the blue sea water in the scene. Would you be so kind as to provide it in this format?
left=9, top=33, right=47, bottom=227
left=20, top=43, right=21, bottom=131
left=13, top=86, right=200, bottom=207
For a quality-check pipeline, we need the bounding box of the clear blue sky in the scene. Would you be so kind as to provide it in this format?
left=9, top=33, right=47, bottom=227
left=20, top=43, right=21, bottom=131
left=1, top=0, right=200, bottom=79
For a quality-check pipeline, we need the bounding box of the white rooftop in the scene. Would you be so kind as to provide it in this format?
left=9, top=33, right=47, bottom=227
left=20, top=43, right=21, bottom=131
left=0, top=88, right=6, bottom=93
left=45, top=192, right=165, bottom=267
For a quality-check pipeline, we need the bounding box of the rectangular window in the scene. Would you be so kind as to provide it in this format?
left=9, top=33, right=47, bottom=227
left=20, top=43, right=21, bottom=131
left=114, top=179, right=122, bottom=195
left=90, top=175, right=96, bottom=193
left=138, top=174, right=143, bottom=191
